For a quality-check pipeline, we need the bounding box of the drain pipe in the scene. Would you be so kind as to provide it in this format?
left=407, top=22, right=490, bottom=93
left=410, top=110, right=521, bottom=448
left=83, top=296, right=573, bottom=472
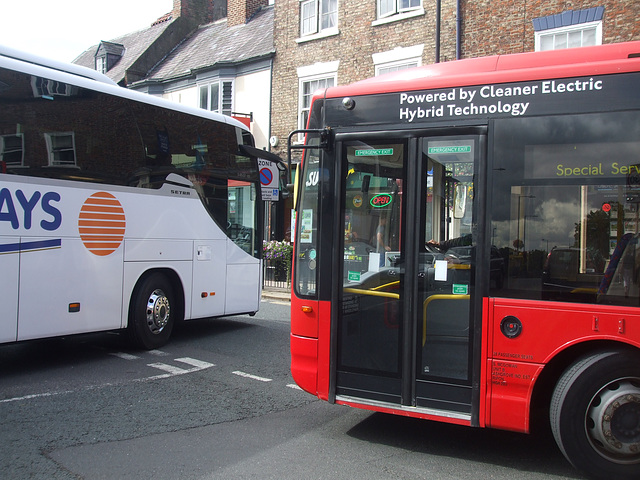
left=435, top=0, right=441, bottom=62
left=456, top=0, right=461, bottom=59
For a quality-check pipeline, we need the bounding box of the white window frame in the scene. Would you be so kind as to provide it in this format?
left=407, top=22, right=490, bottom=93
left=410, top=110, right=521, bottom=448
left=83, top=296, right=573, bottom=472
left=96, top=56, right=106, bottom=74
left=298, top=0, right=338, bottom=42
left=297, top=62, right=339, bottom=142
left=31, top=77, right=76, bottom=99
left=374, top=0, right=423, bottom=25
left=0, top=133, right=24, bottom=167
left=45, top=132, right=77, bottom=167
left=373, top=44, right=423, bottom=76
left=198, top=79, right=234, bottom=115
left=376, top=60, right=420, bottom=76
left=535, top=20, right=602, bottom=51
left=300, top=0, right=319, bottom=36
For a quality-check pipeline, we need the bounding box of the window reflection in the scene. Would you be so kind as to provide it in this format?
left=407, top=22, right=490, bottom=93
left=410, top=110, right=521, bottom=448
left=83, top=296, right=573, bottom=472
left=491, top=112, right=640, bottom=305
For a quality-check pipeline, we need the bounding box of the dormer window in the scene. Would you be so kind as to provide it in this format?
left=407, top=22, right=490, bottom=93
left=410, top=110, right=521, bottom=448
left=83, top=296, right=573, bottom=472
left=94, top=41, right=124, bottom=73
left=96, top=56, right=106, bottom=74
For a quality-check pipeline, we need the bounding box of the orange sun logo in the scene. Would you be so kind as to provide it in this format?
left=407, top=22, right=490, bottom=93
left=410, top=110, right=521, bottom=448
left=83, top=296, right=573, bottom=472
left=78, top=192, right=126, bottom=256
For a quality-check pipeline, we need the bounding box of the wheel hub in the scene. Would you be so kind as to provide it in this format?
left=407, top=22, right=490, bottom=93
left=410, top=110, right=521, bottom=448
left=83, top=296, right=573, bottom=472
left=146, top=289, right=170, bottom=334
left=588, top=379, right=640, bottom=461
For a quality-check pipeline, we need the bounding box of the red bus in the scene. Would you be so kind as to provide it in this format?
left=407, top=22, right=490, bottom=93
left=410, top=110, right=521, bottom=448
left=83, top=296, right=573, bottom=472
left=289, top=41, right=640, bottom=480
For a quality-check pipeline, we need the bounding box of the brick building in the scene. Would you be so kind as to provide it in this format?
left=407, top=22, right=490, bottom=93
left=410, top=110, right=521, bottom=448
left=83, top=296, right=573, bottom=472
left=269, top=0, right=458, bottom=161
left=462, top=1, right=640, bottom=57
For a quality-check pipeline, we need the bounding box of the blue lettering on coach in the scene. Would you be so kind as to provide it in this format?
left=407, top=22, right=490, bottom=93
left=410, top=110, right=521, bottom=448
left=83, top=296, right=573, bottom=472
left=15, top=190, right=41, bottom=229
left=0, top=188, right=62, bottom=231
left=41, top=192, right=62, bottom=230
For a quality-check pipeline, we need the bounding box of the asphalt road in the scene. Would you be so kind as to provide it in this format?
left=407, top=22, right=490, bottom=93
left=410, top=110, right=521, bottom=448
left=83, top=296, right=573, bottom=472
left=0, top=299, right=582, bottom=479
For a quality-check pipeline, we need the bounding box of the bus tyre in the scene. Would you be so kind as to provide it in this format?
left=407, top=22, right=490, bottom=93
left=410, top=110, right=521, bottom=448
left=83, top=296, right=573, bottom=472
left=128, top=273, right=175, bottom=350
left=550, top=350, right=640, bottom=480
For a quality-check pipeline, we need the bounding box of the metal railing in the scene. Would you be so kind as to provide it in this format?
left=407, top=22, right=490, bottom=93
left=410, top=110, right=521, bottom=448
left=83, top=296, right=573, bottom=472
left=262, top=257, right=291, bottom=289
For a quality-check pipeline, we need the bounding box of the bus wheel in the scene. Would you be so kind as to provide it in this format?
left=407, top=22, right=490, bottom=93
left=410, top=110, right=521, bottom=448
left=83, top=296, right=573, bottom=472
left=550, top=350, right=640, bottom=480
left=128, top=272, right=175, bottom=350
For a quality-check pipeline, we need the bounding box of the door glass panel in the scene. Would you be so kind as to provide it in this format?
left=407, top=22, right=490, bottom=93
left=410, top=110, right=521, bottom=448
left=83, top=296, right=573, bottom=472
left=418, top=139, right=475, bottom=382
left=339, top=142, right=404, bottom=376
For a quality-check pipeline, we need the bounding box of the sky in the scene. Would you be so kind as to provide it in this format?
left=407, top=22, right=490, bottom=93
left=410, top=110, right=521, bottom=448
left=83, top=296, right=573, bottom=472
left=0, top=0, right=174, bottom=63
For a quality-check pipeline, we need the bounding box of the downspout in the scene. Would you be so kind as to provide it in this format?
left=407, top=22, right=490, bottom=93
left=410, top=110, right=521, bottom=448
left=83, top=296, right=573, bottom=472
left=457, top=0, right=461, bottom=59
left=435, top=0, right=441, bottom=63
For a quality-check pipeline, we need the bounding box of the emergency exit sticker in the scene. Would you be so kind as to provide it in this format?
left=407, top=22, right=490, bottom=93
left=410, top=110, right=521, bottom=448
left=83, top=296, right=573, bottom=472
left=428, top=146, right=471, bottom=154
left=453, top=284, right=468, bottom=295
left=355, top=148, right=393, bottom=156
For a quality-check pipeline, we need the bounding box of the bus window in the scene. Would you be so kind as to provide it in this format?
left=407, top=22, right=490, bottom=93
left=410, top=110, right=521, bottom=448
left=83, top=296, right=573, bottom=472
left=294, top=144, right=321, bottom=297
left=490, top=111, right=640, bottom=306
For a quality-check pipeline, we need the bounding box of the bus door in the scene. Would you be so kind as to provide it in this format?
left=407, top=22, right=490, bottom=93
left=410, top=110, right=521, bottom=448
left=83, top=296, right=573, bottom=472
left=415, top=136, right=480, bottom=414
left=336, top=134, right=482, bottom=417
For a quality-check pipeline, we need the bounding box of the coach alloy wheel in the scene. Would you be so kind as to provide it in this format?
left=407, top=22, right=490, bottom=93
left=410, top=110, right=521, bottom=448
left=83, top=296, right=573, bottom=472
left=550, top=350, right=640, bottom=480
left=146, top=288, right=171, bottom=334
left=128, top=272, right=175, bottom=350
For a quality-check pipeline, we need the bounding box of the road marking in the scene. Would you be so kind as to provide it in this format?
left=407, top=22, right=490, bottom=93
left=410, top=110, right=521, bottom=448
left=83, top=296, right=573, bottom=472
left=147, top=363, right=190, bottom=376
left=175, top=357, right=215, bottom=369
left=147, top=349, right=170, bottom=356
left=146, top=357, right=216, bottom=379
left=2, top=359, right=293, bottom=404
left=232, top=371, right=272, bottom=382
left=0, top=390, right=74, bottom=404
left=110, top=352, right=140, bottom=361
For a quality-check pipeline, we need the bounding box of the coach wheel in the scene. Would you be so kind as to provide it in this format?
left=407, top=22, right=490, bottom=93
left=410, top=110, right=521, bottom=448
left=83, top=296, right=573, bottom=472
left=550, top=350, right=640, bottom=480
left=128, top=272, right=175, bottom=350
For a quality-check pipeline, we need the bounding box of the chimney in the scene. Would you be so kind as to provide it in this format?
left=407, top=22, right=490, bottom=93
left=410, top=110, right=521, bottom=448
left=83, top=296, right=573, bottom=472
left=227, top=0, right=269, bottom=27
left=171, top=0, right=227, bottom=25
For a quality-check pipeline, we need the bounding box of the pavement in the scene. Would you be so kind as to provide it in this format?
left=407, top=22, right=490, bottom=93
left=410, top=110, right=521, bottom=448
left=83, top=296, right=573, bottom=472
left=261, top=287, right=291, bottom=302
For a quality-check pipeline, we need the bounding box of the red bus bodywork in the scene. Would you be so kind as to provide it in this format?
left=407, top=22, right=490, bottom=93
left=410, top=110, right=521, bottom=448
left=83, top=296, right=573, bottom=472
left=290, top=41, right=640, bottom=480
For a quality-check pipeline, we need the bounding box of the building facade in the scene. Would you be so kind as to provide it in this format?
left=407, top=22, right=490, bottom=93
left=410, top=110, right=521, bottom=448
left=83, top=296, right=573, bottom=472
left=74, top=0, right=274, bottom=151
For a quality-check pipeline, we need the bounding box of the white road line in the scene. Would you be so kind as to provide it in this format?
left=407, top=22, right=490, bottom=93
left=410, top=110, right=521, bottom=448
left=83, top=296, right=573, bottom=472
left=145, top=357, right=216, bottom=379
left=286, top=383, right=302, bottom=390
left=175, top=357, right=215, bottom=369
left=0, top=390, right=74, bottom=404
left=110, top=352, right=140, bottom=361
left=147, top=349, right=170, bottom=356
left=232, top=371, right=272, bottom=382
left=147, top=363, right=190, bottom=375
